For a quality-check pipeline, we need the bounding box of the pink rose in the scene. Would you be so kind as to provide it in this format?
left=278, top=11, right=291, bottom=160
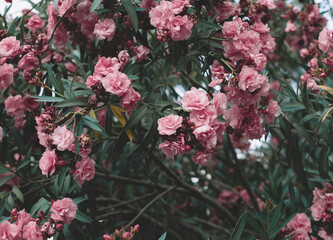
left=22, top=221, right=43, bottom=240
left=118, top=50, right=130, bottom=66
left=94, top=57, right=121, bottom=76
left=159, top=140, right=184, bottom=158
left=249, top=54, right=267, bottom=72
left=285, top=20, right=298, bottom=33
left=50, top=198, right=77, bottom=224
left=86, top=74, right=102, bottom=88
left=310, top=200, right=325, bottom=221
left=189, top=105, right=217, bottom=127
left=169, top=15, right=193, bottom=41
left=193, top=126, right=217, bottom=150
left=18, top=52, right=39, bottom=71
left=238, top=66, right=268, bottom=92
left=191, top=151, right=213, bottom=166
left=287, top=213, right=312, bottom=233
left=101, top=71, right=131, bottom=97
left=0, top=36, right=20, bottom=59
left=318, top=28, right=333, bottom=54
left=0, top=63, right=14, bottom=90
left=52, top=125, right=75, bottom=151
left=0, top=220, right=21, bottom=240
left=289, top=229, right=310, bottom=240
left=26, top=15, right=45, bottom=32
left=37, top=132, right=52, bottom=149
left=5, top=95, right=25, bottom=117
left=39, top=150, right=57, bottom=177
left=120, top=87, right=141, bottom=115
left=74, top=157, right=96, bottom=186
left=58, top=0, right=74, bottom=17
left=181, top=87, right=210, bottom=111
left=134, top=45, right=150, bottom=62
left=149, top=1, right=174, bottom=30
left=171, top=0, right=191, bottom=14
left=94, top=18, right=116, bottom=41
left=212, top=92, right=227, bottom=116
left=224, top=106, right=243, bottom=129
left=157, top=114, right=183, bottom=135
left=23, top=96, right=40, bottom=112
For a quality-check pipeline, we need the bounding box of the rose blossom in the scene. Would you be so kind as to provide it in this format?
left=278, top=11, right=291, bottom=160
left=102, top=71, right=131, bottom=97
left=120, top=87, right=141, bottom=115
left=181, top=87, right=210, bottom=111
left=287, top=213, right=312, bottom=233
left=52, top=125, right=75, bottom=151
left=318, top=28, right=333, bottom=54
left=310, top=200, right=325, bottom=221
left=171, top=0, right=190, bottom=14
left=238, top=66, right=268, bottom=93
left=39, top=150, right=57, bottom=177
left=74, top=156, right=96, bottom=186
left=158, top=115, right=183, bottom=135
left=149, top=1, right=174, bottom=30
left=0, top=36, right=20, bottom=59
left=94, top=18, right=116, bottom=41
left=26, top=15, right=45, bottom=32
left=189, top=105, right=217, bottom=127
left=193, top=126, right=217, bottom=150
left=94, top=57, right=121, bottom=76
left=86, top=74, right=102, bottom=89
left=4, top=95, right=25, bottom=117
left=168, top=15, right=193, bottom=41
left=134, top=45, right=150, bottom=62
left=0, top=63, right=14, bottom=90
left=18, top=52, right=39, bottom=71
left=50, top=198, right=77, bottom=224
left=159, top=140, right=184, bottom=158
left=118, top=50, right=130, bottom=66
left=0, top=220, right=21, bottom=239
left=22, top=221, right=43, bottom=240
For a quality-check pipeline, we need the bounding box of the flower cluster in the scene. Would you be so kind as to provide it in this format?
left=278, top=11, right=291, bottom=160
left=149, top=0, right=195, bottom=42
left=158, top=87, right=226, bottom=165
left=0, top=198, right=77, bottom=240
left=103, top=224, right=139, bottom=240
left=280, top=213, right=313, bottom=239
left=310, top=183, right=333, bottom=239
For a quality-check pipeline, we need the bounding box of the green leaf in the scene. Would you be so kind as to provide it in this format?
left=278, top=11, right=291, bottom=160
left=55, top=97, right=88, bottom=108
left=123, top=106, right=148, bottom=131
left=289, top=182, right=296, bottom=213
left=73, top=196, right=87, bottom=205
left=269, top=213, right=297, bottom=239
left=31, top=96, right=64, bottom=102
left=158, top=232, right=167, bottom=240
left=31, top=198, right=49, bottom=216
left=196, top=19, right=221, bottom=29
left=57, top=167, right=69, bottom=193
left=76, top=210, right=92, bottom=223
left=120, top=0, right=139, bottom=32
left=16, top=160, right=30, bottom=172
left=12, top=186, right=24, bottom=203
left=319, top=146, right=329, bottom=178
left=83, top=117, right=108, bottom=137
left=0, top=175, right=15, bottom=188
left=230, top=212, right=247, bottom=240
left=90, top=0, right=103, bottom=13
left=47, top=64, right=62, bottom=93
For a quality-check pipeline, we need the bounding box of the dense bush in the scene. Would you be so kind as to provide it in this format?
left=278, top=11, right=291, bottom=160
left=0, top=0, right=333, bottom=239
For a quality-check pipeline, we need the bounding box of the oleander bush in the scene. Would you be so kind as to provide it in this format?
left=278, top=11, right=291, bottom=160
left=0, top=0, right=333, bottom=239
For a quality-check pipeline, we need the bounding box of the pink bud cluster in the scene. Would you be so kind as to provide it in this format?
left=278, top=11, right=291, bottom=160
left=103, top=224, right=139, bottom=240
left=149, top=0, right=194, bottom=42
left=310, top=183, right=333, bottom=239
left=35, top=107, right=95, bottom=186
left=86, top=55, right=141, bottom=115
left=0, top=198, right=77, bottom=240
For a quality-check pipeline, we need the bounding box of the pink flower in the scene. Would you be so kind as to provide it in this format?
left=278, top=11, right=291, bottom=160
left=318, top=28, right=333, bottom=54
left=23, top=96, right=40, bottom=112
left=86, top=74, right=102, bottom=88
left=118, top=50, right=130, bottom=66
left=159, top=140, right=184, bottom=158
left=94, top=57, right=121, bottom=76
left=149, top=1, right=174, bottom=30
left=238, top=66, right=269, bottom=92
left=181, top=87, right=210, bottom=111
left=58, top=0, right=74, bottom=17
left=308, top=58, right=318, bottom=68
left=171, top=0, right=191, bottom=14
left=74, top=156, right=95, bottom=186
left=301, top=73, right=319, bottom=93
left=0, top=220, right=21, bottom=240
left=65, top=62, right=77, bottom=73
left=102, top=71, right=131, bottom=97
left=287, top=213, right=312, bottom=233
left=0, top=127, right=3, bottom=143
left=318, top=228, right=333, bottom=240
left=94, top=18, right=116, bottom=41
left=134, top=45, right=150, bottom=62
left=266, top=100, right=281, bottom=123
left=52, top=125, right=75, bottom=151
left=0, top=36, right=20, bottom=59
left=312, top=187, right=323, bottom=203
left=289, top=229, right=310, bottom=240
left=249, top=54, right=267, bottom=72
left=191, top=151, right=213, bottom=166
left=18, top=52, right=39, bottom=71
left=5, top=95, right=25, bottom=117
left=257, top=0, right=276, bottom=9
left=189, top=105, right=217, bottom=127
left=310, top=200, right=325, bottom=221
left=157, top=115, right=183, bottom=135
left=285, top=20, right=298, bottom=33
left=140, top=0, right=157, bottom=11
left=37, top=132, right=52, bottom=148
left=14, top=115, right=26, bottom=130
left=120, top=87, right=141, bottom=115
left=22, top=221, right=43, bottom=240
left=26, top=15, right=45, bottom=32
left=224, top=106, right=243, bottom=129
left=212, top=92, right=227, bottom=116
left=39, top=150, right=57, bottom=177
left=169, top=15, right=193, bottom=41
left=0, top=63, right=14, bottom=90
left=193, top=126, right=217, bottom=150
left=50, top=198, right=77, bottom=224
